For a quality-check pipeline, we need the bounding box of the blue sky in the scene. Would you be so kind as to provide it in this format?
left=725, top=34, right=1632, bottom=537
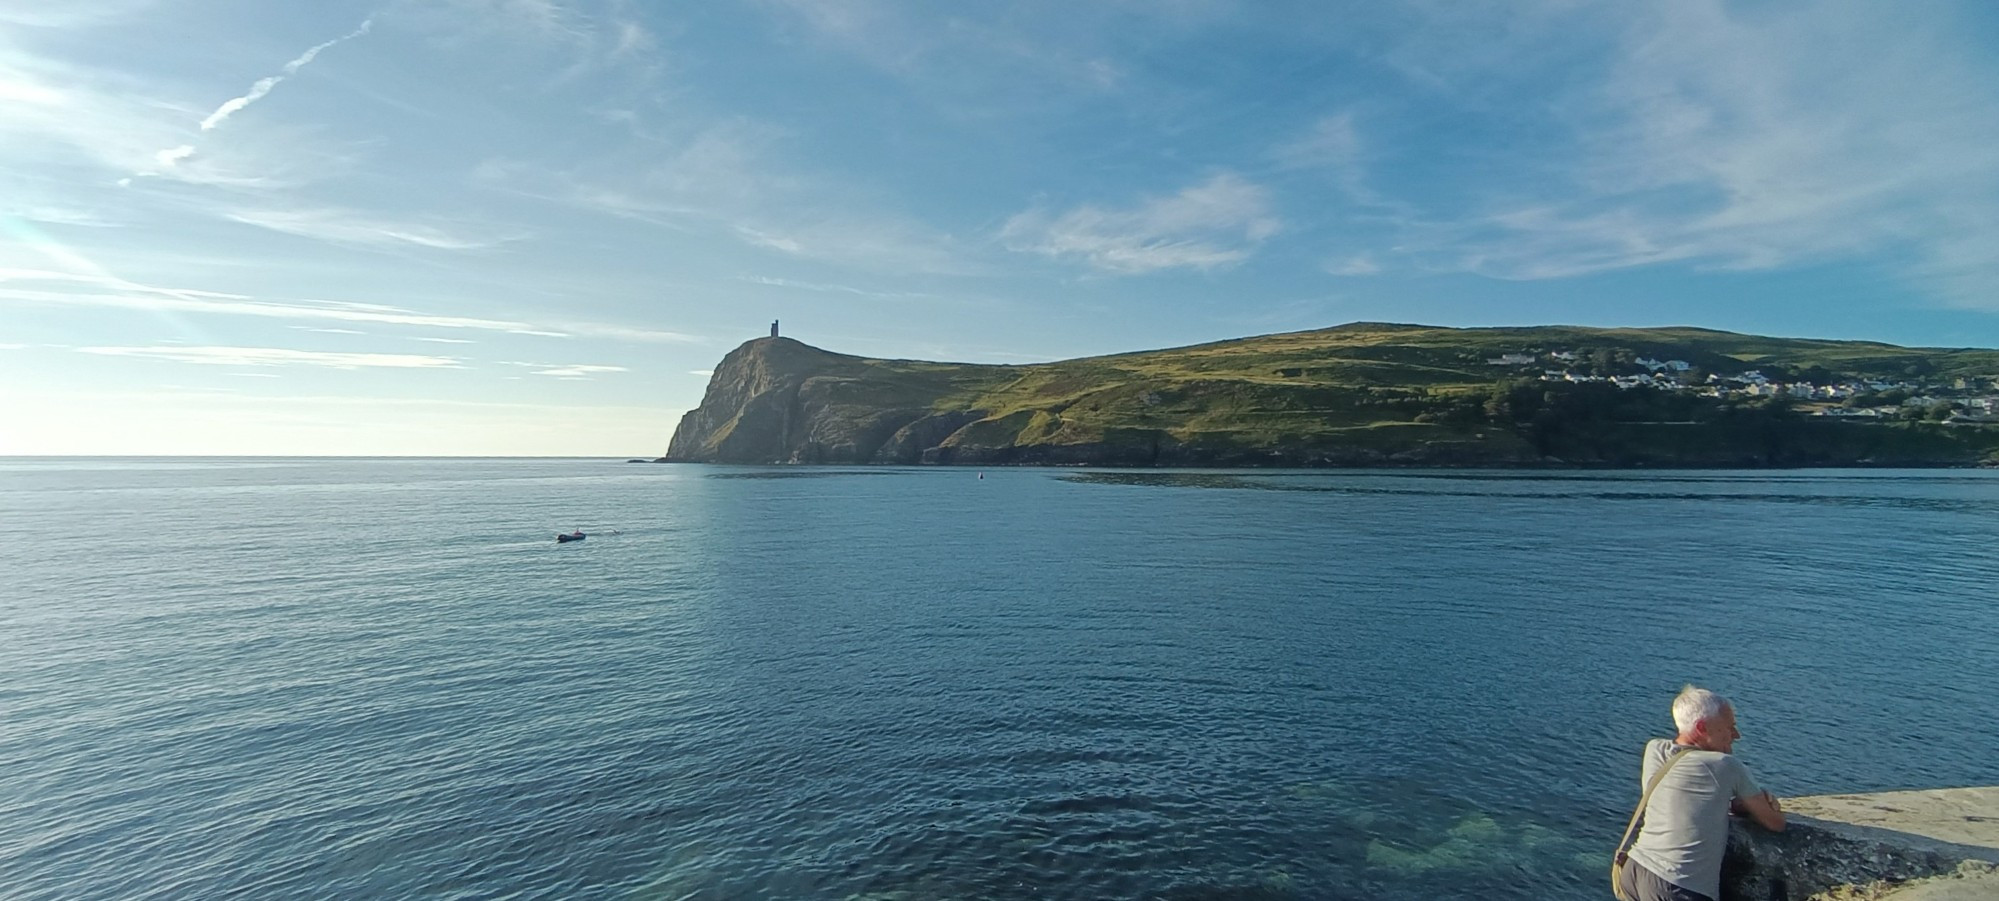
left=4, top=0, right=1998, bottom=455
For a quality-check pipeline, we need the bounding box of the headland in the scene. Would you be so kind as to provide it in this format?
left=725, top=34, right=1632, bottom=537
left=661, top=324, right=1999, bottom=467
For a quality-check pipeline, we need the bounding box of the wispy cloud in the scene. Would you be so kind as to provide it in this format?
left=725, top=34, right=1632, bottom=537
left=404, top=0, right=660, bottom=82
left=543, top=320, right=703, bottom=343
left=79, top=345, right=464, bottom=369
left=118, top=17, right=375, bottom=186
left=6, top=265, right=712, bottom=345
left=154, top=144, right=195, bottom=167
left=0, top=2, right=154, bottom=29
left=688, top=369, right=713, bottom=376
left=0, top=268, right=567, bottom=336
left=3, top=203, right=123, bottom=227
left=1325, top=254, right=1380, bottom=277
left=225, top=207, right=528, bottom=250
left=199, top=19, right=374, bottom=132
left=739, top=275, right=936, bottom=299
left=753, top=0, right=1163, bottom=109
left=1001, top=172, right=1281, bottom=273
left=0, top=33, right=350, bottom=189
left=487, top=120, right=978, bottom=275
left=1272, top=113, right=1362, bottom=173
left=1369, top=1, right=1999, bottom=306
left=0, top=78, right=65, bottom=105
left=418, top=0, right=593, bottom=45
left=529, top=363, right=627, bottom=377
left=1270, top=111, right=1415, bottom=222
left=0, top=267, right=659, bottom=341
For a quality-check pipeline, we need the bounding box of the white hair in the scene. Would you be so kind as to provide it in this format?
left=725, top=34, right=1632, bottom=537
left=1672, top=685, right=1730, bottom=735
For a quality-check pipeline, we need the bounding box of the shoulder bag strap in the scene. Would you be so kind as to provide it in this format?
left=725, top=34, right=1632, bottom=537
left=1616, top=747, right=1688, bottom=859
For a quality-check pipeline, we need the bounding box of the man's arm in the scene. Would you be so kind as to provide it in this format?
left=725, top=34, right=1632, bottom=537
left=1733, top=790, right=1786, bottom=831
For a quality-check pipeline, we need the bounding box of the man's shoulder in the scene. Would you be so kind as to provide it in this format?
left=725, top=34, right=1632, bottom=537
left=1641, top=739, right=1735, bottom=762
left=1643, top=741, right=1747, bottom=777
left=1642, top=738, right=1701, bottom=759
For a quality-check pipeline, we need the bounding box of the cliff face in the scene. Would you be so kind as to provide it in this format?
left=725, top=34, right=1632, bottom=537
left=661, top=328, right=1999, bottom=467
left=663, top=338, right=995, bottom=464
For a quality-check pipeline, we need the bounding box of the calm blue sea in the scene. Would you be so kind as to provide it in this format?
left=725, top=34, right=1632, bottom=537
left=3, top=459, right=1996, bottom=900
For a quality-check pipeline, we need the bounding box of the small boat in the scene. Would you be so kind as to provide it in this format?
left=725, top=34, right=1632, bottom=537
left=557, top=530, right=586, bottom=543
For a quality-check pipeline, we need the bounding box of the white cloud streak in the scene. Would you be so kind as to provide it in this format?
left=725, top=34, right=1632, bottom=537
left=154, top=145, right=195, bottom=167
left=200, top=19, right=374, bottom=132
left=2, top=267, right=711, bottom=345
left=0, top=2, right=154, bottom=29
left=529, top=363, right=627, bottom=377
left=1001, top=172, right=1281, bottom=273
left=0, top=78, right=64, bottom=105
left=1, top=267, right=566, bottom=335
left=225, top=207, right=528, bottom=250
left=739, top=275, right=937, bottom=299
left=0, top=31, right=357, bottom=187
left=79, top=345, right=463, bottom=369
left=1325, top=254, right=1380, bottom=277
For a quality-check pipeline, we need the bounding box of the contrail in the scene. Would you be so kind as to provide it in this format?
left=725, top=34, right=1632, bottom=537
left=200, top=18, right=373, bottom=132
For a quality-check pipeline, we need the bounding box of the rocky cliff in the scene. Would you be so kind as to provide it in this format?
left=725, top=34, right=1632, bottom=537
left=662, top=338, right=1008, bottom=464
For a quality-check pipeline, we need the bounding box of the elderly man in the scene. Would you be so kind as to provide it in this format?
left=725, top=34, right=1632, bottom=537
left=1616, top=685, right=1786, bottom=901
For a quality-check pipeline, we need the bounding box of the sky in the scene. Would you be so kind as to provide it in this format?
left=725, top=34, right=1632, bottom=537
left=4, top=0, right=1999, bottom=455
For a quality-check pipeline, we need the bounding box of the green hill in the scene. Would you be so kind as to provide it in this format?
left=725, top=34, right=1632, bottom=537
left=662, top=323, right=1999, bottom=467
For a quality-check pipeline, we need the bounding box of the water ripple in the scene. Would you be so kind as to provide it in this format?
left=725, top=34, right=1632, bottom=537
left=0, top=460, right=1994, bottom=899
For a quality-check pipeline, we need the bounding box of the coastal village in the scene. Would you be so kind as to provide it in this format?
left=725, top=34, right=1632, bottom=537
left=1485, top=349, right=1999, bottom=423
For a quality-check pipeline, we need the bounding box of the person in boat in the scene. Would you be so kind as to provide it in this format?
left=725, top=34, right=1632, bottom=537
left=1616, top=685, right=1785, bottom=901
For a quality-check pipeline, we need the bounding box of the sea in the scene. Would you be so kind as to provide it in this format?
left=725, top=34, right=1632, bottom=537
left=3, top=458, right=1995, bottom=900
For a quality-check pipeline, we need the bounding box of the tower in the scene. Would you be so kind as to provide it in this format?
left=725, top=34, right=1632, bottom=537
left=770, top=319, right=779, bottom=338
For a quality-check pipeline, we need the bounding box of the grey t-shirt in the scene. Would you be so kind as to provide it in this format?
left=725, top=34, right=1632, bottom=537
left=1626, top=738, right=1763, bottom=901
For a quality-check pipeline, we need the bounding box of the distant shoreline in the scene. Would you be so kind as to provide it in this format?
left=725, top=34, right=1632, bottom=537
left=642, top=457, right=1999, bottom=470
left=664, top=327, right=1999, bottom=469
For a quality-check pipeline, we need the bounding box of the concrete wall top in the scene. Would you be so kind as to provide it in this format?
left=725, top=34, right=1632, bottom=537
left=1723, top=786, right=1999, bottom=901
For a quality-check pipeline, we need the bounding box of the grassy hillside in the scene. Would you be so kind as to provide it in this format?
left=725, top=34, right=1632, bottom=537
left=668, top=324, right=1999, bottom=466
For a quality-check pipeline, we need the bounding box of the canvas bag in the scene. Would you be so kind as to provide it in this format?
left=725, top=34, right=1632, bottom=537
left=1611, top=747, right=1687, bottom=901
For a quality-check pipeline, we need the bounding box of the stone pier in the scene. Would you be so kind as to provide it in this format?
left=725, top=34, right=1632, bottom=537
left=1722, top=787, right=1999, bottom=900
